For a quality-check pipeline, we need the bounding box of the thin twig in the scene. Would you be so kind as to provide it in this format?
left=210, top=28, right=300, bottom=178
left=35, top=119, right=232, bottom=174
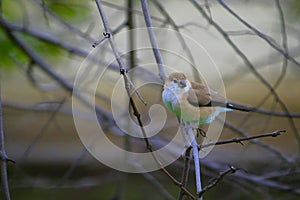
left=95, top=0, right=146, bottom=105
left=151, top=0, right=201, bottom=81
left=198, top=166, right=237, bottom=197
left=128, top=96, right=196, bottom=198
left=101, top=0, right=165, bottom=23
left=140, top=0, right=167, bottom=82
left=226, top=30, right=255, bottom=36
left=95, top=1, right=195, bottom=199
left=217, top=0, right=300, bottom=68
left=199, top=130, right=286, bottom=149
left=22, top=98, right=66, bottom=159
left=55, top=147, right=88, bottom=188
left=9, top=21, right=300, bottom=120
left=92, top=33, right=110, bottom=48
left=189, top=0, right=300, bottom=150
left=178, top=148, right=191, bottom=200
left=95, top=0, right=126, bottom=70
left=142, top=172, right=175, bottom=200
left=0, top=87, right=12, bottom=200
left=32, top=0, right=96, bottom=43
left=250, top=0, right=289, bottom=124
left=126, top=0, right=134, bottom=70
left=111, top=19, right=128, bottom=35
left=202, top=161, right=300, bottom=195
left=223, top=121, right=292, bottom=163
left=230, top=0, right=290, bottom=155
left=140, top=1, right=203, bottom=199
left=257, top=0, right=289, bottom=109
left=0, top=13, right=116, bottom=131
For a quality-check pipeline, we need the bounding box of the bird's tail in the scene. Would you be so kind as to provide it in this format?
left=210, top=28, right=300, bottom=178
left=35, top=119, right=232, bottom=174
left=210, top=101, right=253, bottom=112
left=226, top=102, right=253, bottom=112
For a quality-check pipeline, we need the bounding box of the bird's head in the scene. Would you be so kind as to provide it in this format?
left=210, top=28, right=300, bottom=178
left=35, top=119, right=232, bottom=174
left=164, top=72, right=191, bottom=95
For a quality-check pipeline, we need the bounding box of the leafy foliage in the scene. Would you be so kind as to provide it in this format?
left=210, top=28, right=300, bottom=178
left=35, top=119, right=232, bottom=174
left=0, top=0, right=91, bottom=69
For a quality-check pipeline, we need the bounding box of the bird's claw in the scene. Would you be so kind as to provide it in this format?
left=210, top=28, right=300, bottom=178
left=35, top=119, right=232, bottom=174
left=196, top=128, right=206, bottom=137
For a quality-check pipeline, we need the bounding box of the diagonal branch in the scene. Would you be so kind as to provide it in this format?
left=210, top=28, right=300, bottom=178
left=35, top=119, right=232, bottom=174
left=223, top=121, right=292, bottom=163
left=217, top=0, right=300, bottom=68
left=189, top=0, right=300, bottom=150
left=102, top=0, right=165, bottom=23
left=95, top=1, right=195, bottom=199
left=151, top=0, right=200, bottom=80
left=140, top=0, right=167, bottom=82
left=200, top=130, right=286, bottom=149
left=198, top=166, right=237, bottom=197
left=202, top=161, right=300, bottom=195
left=0, top=13, right=116, bottom=130
left=32, top=0, right=96, bottom=43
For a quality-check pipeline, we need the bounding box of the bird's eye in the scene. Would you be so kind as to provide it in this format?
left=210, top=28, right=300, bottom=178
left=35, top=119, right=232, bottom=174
left=173, top=78, right=178, bottom=83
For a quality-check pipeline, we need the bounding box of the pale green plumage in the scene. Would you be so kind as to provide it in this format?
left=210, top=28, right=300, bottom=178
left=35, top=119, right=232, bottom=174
left=162, top=72, right=232, bottom=124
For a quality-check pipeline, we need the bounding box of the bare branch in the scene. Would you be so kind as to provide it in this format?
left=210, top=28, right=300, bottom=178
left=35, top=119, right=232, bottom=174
left=95, top=1, right=195, bottom=199
left=200, top=130, right=286, bottom=149
left=226, top=30, right=256, bottom=36
left=101, top=0, right=165, bottom=23
left=95, top=0, right=126, bottom=71
left=21, top=98, right=66, bottom=158
left=223, top=121, right=293, bottom=164
left=203, top=161, right=300, bottom=196
left=189, top=0, right=300, bottom=149
left=92, top=32, right=110, bottom=48
left=142, top=172, right=175, bottom=200
left=140, top=0, right=167, bottom=82
left=2, top=1, right=298, bottom=199
left=0, top=13, right=117, bottom=132
left=55, top=147, right=88, bottom=188
left=0, top=87, right=12, bottom=200
left=217, top=0, right=300, bottom=68
left=255, top=0, right=288, bottom=106
left=199, top=166, right=237, bottom=197
left=178, top=148, right=192, bottom=200
left=32, top=0, right=96, bottom=43
left=187, top=127, right=202, bottom=198
left=95, top=0, right=146, bottom=105
left=151, top=0, right=200, bottom=80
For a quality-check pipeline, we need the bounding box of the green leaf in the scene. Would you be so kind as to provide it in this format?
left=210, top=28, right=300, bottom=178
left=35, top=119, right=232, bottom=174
left=0, top=29, right=28, bottom=69
left=44, top=0, right=91, bottom=22
left=1, top=0, right=25, bottom=22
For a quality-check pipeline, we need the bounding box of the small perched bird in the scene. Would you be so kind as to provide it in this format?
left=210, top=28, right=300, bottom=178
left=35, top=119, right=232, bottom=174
left=162, top=72, right=250, bottom=125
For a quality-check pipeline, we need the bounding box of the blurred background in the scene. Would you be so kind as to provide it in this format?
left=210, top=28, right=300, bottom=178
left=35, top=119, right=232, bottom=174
left=1, top=0, right=300, bottom=199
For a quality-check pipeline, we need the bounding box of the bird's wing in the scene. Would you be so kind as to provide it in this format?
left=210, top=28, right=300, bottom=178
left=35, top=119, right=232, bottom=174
left=187, top=81, right=227, bottom=107
left=188, top=81, right=251, bottom=112
left=187, top=81, right=212, bottom=106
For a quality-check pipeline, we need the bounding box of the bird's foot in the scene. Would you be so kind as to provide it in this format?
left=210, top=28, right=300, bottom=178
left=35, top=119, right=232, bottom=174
left=196, top=128, right=206, bottom=137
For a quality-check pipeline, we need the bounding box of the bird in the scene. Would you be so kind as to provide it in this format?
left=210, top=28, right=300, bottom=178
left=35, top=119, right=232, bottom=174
left=162, top=72, right=250, bottom=125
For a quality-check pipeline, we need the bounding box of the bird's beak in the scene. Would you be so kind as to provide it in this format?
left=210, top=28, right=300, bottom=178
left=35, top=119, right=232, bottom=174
left=178, top=80, right=187, bottom=88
